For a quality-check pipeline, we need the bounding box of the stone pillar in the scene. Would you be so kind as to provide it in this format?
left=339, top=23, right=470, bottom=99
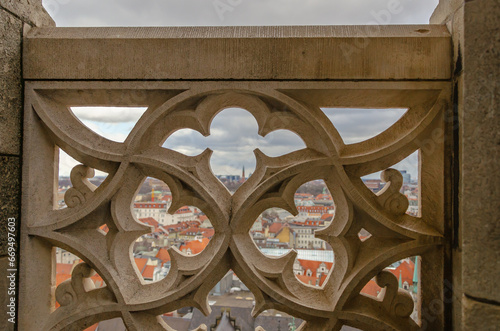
left=0, top=1, right=53, bottom=329
left=431, top=0, right=500, bottom=330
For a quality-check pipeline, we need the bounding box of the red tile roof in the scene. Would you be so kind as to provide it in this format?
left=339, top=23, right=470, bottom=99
left=201, top=228, right=215, bottom=238
left=268, top=223, right=284, bottom=233
left=321, top=213, right=333, bottom=220
left=297, top=259, right=333, bottom=278
left=56, top=263, right=74, bottom=286
left=134, top=258, right=149, bottom=274
left=318, top=273, right=329, bottom=286
left=141, top=265, right=156, bottom=279
left=390, top=259, right=415, bottom=286
left=180, top=238, right=210, bottom=255
left=138, top=217, right=160, bottom=229
left=133, top=258, right=161, bottom=280
left=155, top=248, right=171, bottom=263
left=315, top=194, right=333, bottom=200
left=175, top=206, right=192, bottom=214
left=295, top=274, right=317, bottom=285
left=164, top=223, right=185, bottom=232
left=163, top=221, right=201, bottom=234
left=134, top=203, right=168, bottom=209
left=304, top=219, right=323, bottom=226
left=361, top=279, right=381, bottom=297
left=295, top=193, right=313, bottom=198
left=297, top=206, right=333, bottom=214
left=161, top=195, right=172, bottom=201
left=180, top=226, right=201, bottom=236
left=360, top=259, right=415, bottom=297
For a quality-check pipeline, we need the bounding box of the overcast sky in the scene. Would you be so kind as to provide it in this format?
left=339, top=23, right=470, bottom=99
left=43, top=0, right=438, bottom=26
left=63, top=107, right=418, bottom=180
left=49, top=0, right=434, bottom=179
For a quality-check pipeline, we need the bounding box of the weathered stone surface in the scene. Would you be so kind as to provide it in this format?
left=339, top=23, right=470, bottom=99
left=430, top=0, right=464, bottom=24
left=451, top=244, right=463, bottom=330
left=0, top=156, right=20, bottom=256
left=0, top=10, right=22, bottom=155
left=0, top=0, right=54, bottom=26
left=461, top=0, right=500, bottom=304
left=462, top=296, right=500, bottom=331
left=0, top=1, right=52, bottom=329
left=0, top=257, right=15, bottom=331
left=19, top=80, right=449, bottom=330
left=23, top=25, right=451, bottom=80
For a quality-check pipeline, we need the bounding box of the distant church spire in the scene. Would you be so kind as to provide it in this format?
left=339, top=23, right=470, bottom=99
left=242, top=165, right=245, bottom=181
left=151, top=187, right=155, bottom=202
left=413, top=256, right=419, bottom=294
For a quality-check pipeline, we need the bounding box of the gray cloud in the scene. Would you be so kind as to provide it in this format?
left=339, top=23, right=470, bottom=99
left=43, top=0, right=438, bottom=27
left=322, top=108, right=407, bottom=144
left=163, top=108, right=306, bottom=175
left=71, top=107, right=147, bottom=123
left=60, top=106, right=419, bottom=178
left=161, top=107, right=418, bottom=178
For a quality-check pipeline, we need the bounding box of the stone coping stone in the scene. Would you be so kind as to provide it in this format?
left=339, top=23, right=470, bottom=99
left=24, top=25, right=451, bottom=81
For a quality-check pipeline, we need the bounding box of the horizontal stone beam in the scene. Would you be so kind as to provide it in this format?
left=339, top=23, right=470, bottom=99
left=23, top=25, right=451, bottom=81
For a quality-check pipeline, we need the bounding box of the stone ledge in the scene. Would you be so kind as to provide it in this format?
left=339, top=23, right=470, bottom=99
left=23, top=25, right=451, bottom=81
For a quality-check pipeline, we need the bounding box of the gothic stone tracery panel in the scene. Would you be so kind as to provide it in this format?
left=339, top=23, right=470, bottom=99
left=20, top=81, right=449, bottom=331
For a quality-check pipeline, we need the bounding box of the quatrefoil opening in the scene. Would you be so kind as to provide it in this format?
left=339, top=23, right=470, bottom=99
left=249, top=179, right=335, bottom=289
left=163, top=107, right=306, bottom=192
left=131, top=177, right=215, bottom=283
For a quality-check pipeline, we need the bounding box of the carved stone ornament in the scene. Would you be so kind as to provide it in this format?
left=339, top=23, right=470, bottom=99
left=20, top=81, right=449, bottom=331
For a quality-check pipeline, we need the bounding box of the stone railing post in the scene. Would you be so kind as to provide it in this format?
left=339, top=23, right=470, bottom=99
left=431, top=0, right=500, bottom=330
left=0, top=1, right=53, bottom=329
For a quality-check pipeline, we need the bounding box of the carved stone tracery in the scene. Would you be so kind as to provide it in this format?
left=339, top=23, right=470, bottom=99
left=20, top=81, right=448, bottom=331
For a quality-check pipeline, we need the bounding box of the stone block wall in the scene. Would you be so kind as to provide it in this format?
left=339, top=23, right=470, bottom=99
left=0, top=1, right=53, bottom=329
left=431, top=0, right=500, bottom=330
